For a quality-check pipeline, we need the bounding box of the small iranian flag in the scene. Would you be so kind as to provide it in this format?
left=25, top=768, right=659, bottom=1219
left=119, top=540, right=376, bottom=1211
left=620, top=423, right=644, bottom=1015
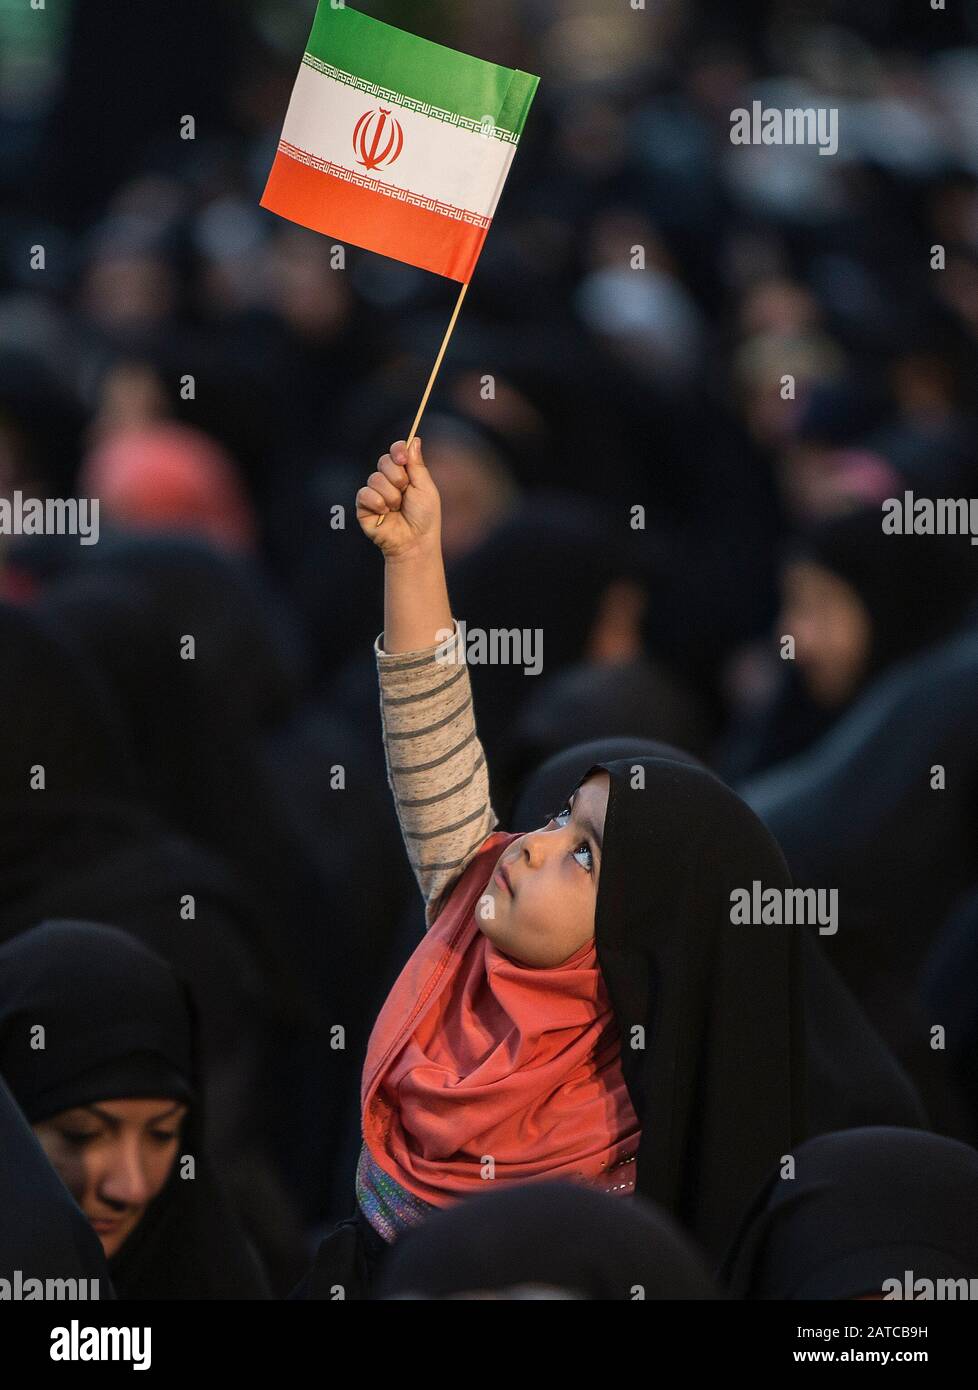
left=260, top=2, right=539, bottom=283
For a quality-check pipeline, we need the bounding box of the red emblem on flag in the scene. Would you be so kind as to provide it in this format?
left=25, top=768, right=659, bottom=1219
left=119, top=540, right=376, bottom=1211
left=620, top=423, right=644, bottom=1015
left=353, top=108, right=405, bottom=171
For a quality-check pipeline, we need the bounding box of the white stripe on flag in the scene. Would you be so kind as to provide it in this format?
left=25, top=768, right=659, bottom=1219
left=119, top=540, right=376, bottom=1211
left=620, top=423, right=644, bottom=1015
left=278, top=60, right=517, bottom=221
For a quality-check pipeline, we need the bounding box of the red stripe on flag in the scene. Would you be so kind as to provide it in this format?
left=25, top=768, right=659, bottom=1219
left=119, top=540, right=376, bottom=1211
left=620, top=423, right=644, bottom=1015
left=260, top=148, right=488, bottom=283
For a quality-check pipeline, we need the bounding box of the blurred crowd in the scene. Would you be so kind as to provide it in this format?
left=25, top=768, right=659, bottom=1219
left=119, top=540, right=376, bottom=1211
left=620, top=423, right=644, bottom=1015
left=2, top=0, right=978, bottom=1298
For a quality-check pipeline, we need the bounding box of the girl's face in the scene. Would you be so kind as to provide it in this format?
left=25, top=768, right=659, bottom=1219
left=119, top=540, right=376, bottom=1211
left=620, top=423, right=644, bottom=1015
left=34, top=1097, right=187, bottom=1257
left=479, top=771, right=610, bottom=967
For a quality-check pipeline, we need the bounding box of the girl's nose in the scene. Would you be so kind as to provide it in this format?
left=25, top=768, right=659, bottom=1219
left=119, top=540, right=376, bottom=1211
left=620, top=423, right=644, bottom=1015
left=521, top=830, right=549, bottom=868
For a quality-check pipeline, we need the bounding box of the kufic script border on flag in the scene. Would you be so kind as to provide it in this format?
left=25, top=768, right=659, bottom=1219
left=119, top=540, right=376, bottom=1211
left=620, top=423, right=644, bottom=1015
left=302, top=54, right=521, bottom=145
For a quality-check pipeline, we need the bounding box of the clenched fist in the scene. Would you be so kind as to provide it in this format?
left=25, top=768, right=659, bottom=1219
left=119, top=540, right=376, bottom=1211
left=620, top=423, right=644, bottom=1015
left=356, top=438, right=442, bottom=560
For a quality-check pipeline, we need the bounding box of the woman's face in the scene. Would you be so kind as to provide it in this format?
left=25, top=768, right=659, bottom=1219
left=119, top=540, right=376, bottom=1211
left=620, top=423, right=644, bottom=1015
left=479, top=771, right=610, bottom=967
left=34, top=1098, right=187, bottom=1258
left=780, top=559, right=872, bottom=707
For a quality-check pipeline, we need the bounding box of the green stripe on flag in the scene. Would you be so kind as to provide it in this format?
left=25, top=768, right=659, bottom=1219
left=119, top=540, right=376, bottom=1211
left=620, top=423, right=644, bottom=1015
left=497, top=70, right=539, bottom=144
left=306, top=3, right=538, bottom=138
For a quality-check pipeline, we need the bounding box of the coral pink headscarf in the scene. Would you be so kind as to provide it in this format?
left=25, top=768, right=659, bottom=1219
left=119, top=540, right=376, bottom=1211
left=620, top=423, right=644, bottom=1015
left=80, top=423, right=257, bottom=553
left=361, top=831, right=640, bottom=1206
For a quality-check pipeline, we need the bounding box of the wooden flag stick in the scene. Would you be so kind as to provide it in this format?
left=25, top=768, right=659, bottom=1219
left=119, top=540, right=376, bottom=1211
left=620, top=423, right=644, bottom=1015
left=376, top=279, right=469, bottom=526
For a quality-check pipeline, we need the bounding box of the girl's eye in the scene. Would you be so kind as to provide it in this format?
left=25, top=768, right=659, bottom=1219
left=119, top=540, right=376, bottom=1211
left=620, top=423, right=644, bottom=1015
left=573, top=842, right=594, bottom=874
left=548, top=807, right=594, bottom=875
left=150, top=1130, right=179, bottom=1146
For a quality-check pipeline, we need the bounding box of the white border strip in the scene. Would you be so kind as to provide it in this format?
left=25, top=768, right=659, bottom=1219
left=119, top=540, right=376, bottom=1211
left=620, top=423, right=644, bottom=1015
left=279, top=140, right=491, bottom=229
left=302, top=53, right=520, bottom=145
left=279, top=60, right=517, bottom=221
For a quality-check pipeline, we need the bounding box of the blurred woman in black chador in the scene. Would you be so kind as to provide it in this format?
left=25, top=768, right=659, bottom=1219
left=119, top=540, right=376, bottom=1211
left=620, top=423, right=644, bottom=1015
left=33, top=537, right=400, bottom=1224
left=0, top=600, right=277, bottom=1173
left=923, top=886, right=978, bottom=1134
left=721, top=1127, right=978, bottom=1299
left=0, top=920, right=270, bottom=1299
left=444, top=494, right=643, bottom=765
left=30, top=537, right=318, bottom=986
left=742, top=626, right=978, bottom=1137
left=376, top=1181, right=718, bottom=1301
left=0, top=1072, right=113, bottom=1296
left=0, top=594, right=312, bottom=1281
left=723, top=508, right=977, bottom=781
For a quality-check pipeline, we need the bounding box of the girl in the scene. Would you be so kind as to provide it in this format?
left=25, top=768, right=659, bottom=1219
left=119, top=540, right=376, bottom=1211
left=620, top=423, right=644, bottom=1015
left=306, top=438, right=923, bottom=1299
left=0, top=920, right=269, bottom=1299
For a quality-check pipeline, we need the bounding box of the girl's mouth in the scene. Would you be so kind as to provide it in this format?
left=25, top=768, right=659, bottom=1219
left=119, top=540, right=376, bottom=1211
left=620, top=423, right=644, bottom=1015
left=494, top=864, right=513, bottom=895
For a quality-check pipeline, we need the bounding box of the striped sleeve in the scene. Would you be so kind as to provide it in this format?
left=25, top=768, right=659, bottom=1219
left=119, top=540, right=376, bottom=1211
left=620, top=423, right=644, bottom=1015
left=374, top=619, right=499, bottom=929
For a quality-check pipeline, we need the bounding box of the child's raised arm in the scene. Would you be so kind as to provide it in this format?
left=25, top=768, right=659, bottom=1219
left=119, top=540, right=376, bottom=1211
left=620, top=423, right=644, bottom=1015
left=356, top=439, right=498, bottom=928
